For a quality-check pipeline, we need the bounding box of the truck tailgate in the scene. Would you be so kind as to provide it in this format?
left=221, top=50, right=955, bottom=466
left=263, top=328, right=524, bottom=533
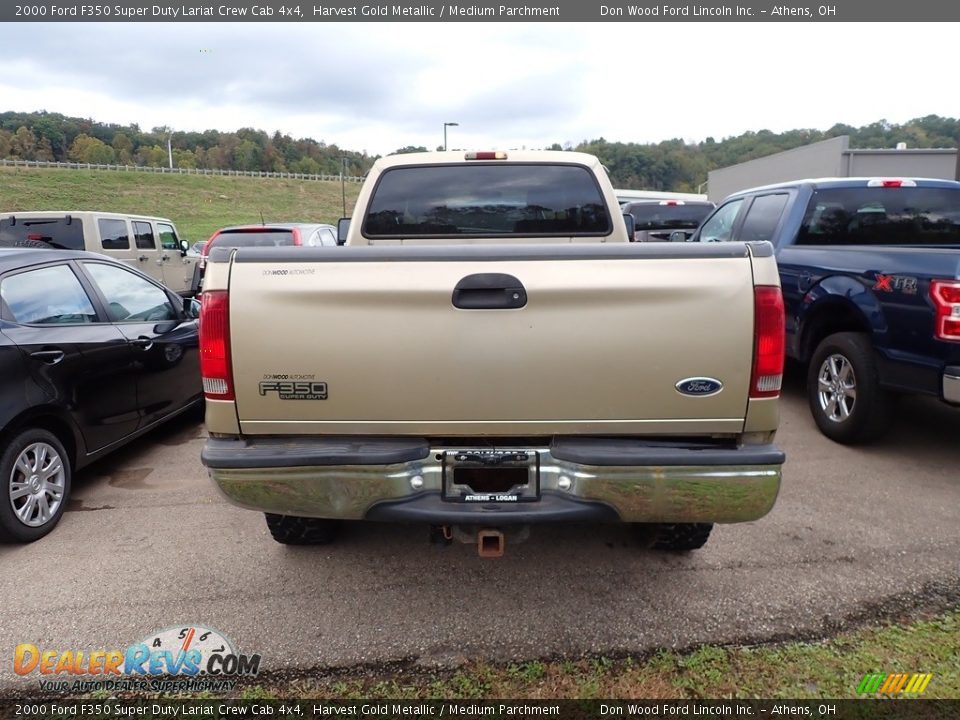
left=228, top=244, right=758, bottom=436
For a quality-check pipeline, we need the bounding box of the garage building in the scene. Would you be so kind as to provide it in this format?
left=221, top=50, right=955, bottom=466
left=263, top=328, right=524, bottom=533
left=707, top=135, right=960, bottom=202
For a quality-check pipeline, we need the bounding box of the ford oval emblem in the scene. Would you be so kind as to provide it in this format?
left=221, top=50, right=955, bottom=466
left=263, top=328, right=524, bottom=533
left=676, top=377, right=723, bottom=397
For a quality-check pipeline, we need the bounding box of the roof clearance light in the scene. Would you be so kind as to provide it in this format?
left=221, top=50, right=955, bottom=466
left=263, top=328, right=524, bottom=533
left=465, top=152, right=507, bottom=160
left=867, top=179, right=917, bottom=188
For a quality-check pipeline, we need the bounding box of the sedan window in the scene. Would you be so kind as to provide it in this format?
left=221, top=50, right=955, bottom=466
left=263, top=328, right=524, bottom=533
left=84, top=263, right=175, bottom=322
left=0, top=265, right=97, bottom=324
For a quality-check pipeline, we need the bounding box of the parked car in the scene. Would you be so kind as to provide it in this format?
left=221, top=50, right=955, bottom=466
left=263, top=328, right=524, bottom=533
left=198, top=223, right=338, bottom=272
left=0, top=211, right=198, bottom=296
left=691, top=177, right=960, bottom=443
left=622, top=199, right=715, bottom=242
left=187, top=240, right=207, bottom=256
left=0, top=247, right=202, bottom=542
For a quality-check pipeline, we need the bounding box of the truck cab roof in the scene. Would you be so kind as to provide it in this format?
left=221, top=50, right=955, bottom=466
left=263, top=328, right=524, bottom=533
left=722, top=176, right=960, bottom=199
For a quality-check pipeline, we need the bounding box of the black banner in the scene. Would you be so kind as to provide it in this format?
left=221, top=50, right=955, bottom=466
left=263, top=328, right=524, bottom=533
left=1, top=700, right=959, bottom=720
left=4, top=0, right=960, bottom=23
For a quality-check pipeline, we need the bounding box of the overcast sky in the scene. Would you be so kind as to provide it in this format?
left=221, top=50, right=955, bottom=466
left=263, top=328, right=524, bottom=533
left=2, top=22, right=958, bottom=156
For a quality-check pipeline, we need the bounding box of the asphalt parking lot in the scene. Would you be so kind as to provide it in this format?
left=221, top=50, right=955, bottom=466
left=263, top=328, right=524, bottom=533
left=1, top=366, right=958, bottom=687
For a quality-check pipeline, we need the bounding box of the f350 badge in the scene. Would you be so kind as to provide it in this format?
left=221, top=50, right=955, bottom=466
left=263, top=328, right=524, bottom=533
left=259, top=381, right=328, bottom=400
left=675, top=377, right=723, bottom=397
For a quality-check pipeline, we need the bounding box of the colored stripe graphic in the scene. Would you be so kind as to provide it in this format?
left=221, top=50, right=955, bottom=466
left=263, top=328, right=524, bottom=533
left=879, top=674, right=900, bottom=694
left=860, top=672, right=933, bottom=695
left=857, top=673, right=886, bottom=694
left=914, top=674, right=933, bottom=694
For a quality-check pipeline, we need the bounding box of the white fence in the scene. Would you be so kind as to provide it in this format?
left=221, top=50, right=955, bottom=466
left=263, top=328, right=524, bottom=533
left=0, top=158, right=366, bottom=183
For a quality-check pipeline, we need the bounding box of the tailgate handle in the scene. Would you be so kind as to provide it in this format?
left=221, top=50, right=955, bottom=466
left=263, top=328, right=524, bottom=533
left=452, top=274, right=527, bottom=310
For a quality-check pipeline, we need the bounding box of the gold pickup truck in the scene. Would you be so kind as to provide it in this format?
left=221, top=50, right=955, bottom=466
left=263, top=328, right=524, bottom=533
left=200, top=151, right=785, bottom=556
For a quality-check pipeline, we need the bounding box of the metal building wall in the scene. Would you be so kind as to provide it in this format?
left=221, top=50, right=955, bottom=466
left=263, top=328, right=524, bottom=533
left=707, top=137, right=849, bottom=202
left=707, top=136, right=959, bottom=202
left=844, top=149, right=958, bottom=178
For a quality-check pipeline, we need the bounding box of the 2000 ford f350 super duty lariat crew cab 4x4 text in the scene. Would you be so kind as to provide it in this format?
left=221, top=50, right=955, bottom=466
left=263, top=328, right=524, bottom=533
left=200, top=151, right=786, bottom=556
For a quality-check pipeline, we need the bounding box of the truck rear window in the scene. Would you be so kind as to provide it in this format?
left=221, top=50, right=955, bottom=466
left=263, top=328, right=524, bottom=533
left=797, top=187, right=960, bottom=246
left=214, top=229, right=297, bottom=248
left=624, top=202, right=714, bottom=230
left=363, top=164, right=611, bottom=237
left=0, top=217, right=85, bottom=250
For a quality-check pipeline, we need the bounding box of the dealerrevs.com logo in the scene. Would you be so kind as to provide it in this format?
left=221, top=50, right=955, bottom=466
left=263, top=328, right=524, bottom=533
left=14, top=625, right=261, bottom=694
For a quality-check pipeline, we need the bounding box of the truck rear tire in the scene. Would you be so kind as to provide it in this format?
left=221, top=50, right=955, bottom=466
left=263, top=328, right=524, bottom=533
left=650, top=523, right=713, bottom=551
left=807, top=332, right=891, bottom=444
left=264, top=513, right=340, bottom=545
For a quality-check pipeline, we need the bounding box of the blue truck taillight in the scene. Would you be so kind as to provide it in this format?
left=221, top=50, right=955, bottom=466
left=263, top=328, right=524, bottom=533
left=930, top=280, right=960, bottom=342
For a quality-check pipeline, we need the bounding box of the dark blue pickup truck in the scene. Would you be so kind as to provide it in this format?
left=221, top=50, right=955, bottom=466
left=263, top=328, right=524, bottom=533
left=692, top=177, right=960, bottom=443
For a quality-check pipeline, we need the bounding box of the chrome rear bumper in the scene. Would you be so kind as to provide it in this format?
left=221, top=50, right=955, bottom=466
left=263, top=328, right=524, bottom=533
left=202, top=437, right=783, bottom=525
left=944, top=366, right=960, bottom=404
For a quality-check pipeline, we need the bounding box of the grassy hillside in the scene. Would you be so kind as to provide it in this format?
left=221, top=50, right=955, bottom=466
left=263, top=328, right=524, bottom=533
left=0, top=167, right=362, bottom=243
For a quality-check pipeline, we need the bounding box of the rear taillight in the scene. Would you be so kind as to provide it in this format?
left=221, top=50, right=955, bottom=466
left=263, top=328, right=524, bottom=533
left=750, top=286, right=785, bottom=398
left=199, top=290, right=234, bottom=400
left=930, top=280, right=960, bottom=342
left=292, top=228, right=302, bottom=246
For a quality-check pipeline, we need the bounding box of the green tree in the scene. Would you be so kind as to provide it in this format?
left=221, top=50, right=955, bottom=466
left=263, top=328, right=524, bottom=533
left=11, top=126, right=37, bottom=159
left=112, top=132, right=134, bottom=164
left=172, top=148, right=197, bottom=169
left=136, top=144, right=167, bottom=167
left=32, top=116, right=66, bottom=159
left=232, top=139, right=262, bottom=171
left=67, top=133, right=116, bottom=164
left=35, top=137, right=55, bottom=161
left=290, top=157, right=320, bottom=174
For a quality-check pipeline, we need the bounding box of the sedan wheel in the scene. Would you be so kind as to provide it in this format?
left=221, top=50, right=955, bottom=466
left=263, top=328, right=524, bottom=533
left=0, top=429, right=72, bottom=542
left=10, top=442, right=67, bottom=527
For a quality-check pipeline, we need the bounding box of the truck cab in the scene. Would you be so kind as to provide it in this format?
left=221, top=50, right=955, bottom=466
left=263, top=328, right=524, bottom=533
left=692, top=177, right=960, bottom=443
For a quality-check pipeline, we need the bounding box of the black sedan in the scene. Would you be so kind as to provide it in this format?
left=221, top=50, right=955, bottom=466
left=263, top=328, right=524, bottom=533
left=0, top=248, right=202, bottom=542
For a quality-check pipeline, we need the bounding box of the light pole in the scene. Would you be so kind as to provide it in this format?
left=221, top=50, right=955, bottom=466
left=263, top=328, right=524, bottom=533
left=166, top=129, right=173, bottom=170
left=443, top=122, right=459, bottom=151
left=340, top=156, right=348, bottom=217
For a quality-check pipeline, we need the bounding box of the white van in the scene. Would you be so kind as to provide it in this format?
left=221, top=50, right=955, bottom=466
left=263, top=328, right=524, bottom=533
left=0, top=211, right=198, bottom=295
